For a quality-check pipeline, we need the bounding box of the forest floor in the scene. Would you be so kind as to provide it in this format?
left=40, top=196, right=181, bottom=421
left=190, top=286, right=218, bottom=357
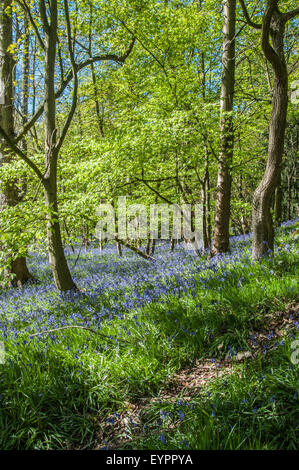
left=0, top=219, right=298, bottom=450
left=97, top=301, right=298, bottom=450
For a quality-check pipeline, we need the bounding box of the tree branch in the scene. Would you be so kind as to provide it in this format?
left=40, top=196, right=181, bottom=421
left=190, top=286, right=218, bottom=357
left=39, top=0, right=50, bottom=34
left=15, top=38, right=135, bottom=144
left=17, top=0, right=45, bottom=50
left=261, top=1, right=283, bottom=77
left=115, top=237, right=156, bottom=261
left=238, top=0, right=262, bottom=29
left=0, top=125, right=44, bottom=182
left=55, top=0, right=78, bottom=154
left=283, top=7, right=299, bottom=22
left=29, top=325, right=129, bottom=344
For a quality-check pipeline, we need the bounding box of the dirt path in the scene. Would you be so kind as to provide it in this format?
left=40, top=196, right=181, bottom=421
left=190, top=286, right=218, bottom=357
left=93, top=301, right=298, bottom=450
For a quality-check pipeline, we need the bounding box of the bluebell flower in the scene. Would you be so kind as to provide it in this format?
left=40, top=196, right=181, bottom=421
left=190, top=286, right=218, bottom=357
left=159, top=433, right=167, bottom=444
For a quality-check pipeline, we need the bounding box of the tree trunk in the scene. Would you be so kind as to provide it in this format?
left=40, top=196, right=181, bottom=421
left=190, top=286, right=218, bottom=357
left=44, top=184, right=76, bottom=290
left=252, top=5, right=288, bottom=259
left=0, top=0, right=33, bottom=286
left=287, top=176, right=292, bottom=220
left=170, top=238, right=175, bottom=252
left=116, top=240, right=122, bottom=257
left=211, top=0, right=235, bottom=255
left=88, top=3, right=104, bottom=137
left=43, top=1, right=76, bottom=291
left=145, top=237, right=151, bottom=255
left=206, top=165, right=211, bottom=243
left=274, top=172, right=283, bottom=226
left=99, top=235, right=103, bottom=251
left=201, top=148, right=211, bottom=249
left=201, top=183, right=208, bottom=250
left=149, top=238, right=156, bottom=255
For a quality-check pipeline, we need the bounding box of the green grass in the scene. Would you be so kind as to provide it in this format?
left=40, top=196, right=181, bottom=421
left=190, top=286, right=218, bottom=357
left=0, top=226, right=298, bottom=450
left=124, top=337, right=298, bottom=450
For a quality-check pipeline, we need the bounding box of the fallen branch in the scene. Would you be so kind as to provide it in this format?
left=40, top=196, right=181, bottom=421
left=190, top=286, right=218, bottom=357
left=116, top=237, right=156, bottom=261
left=29, top=325, right=129, bottom=344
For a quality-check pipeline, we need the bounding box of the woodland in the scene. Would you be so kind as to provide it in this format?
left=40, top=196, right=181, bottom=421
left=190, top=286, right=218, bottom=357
left=0, top=0, right=298, bottom=451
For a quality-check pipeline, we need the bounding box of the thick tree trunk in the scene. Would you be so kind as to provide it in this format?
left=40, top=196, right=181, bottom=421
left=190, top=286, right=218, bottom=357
left=252, top=79, right=287, bottom=256
left=211, top=0, right=235, bottom=255
left=0, top=0, right=32, bottom=286
left=9, top=257, right=32, bottom=287
left=252, top=7, right=288, bottom=259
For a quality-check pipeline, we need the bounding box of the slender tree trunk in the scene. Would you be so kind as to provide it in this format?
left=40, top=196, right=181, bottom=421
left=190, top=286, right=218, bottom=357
left=19, top=14, right=30, bottom=200
left=145, top=237, right=151, bottom=255
left=198, top=31, right=211, bottom=250
left=21, top=16, right=29, bottom=152
left=116, top=240, right=122, bottom=257
left=211, top=0, right=235, bottom=255
left=201, top=183, right=208, bottom=249
left=149, top=238, right=156, bottom=255
left=0, top=0, right=32, bottom=286
left=201, top=146, right=211, bottom=249
left=287, top=176, right=292, bottom=220
left=252, top=5, right=289, bottom=259
left=63, top=220, right=75, bottom=253
left=206, top=167, right=211, bottom=243
left=170, top=238, right=175, bottom=251
left=43, top=1, right=76, bottom=291
left=238, top=173, right=249, bottom=234
left=88, top=5, right=104, bottom=137
left=90, top=62, right=104, bottom=137
left=274, top=172, right=283, bottom=226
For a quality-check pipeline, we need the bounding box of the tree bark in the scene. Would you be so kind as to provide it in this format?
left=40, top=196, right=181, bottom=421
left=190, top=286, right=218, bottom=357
left=145, top=237, right=151, bottom=255
left=274, top=172, right=282, bottom=226
left=202, top=145, right=211, bottom=249
left=88, top=4, right=104, bottom=137
left=149, top=238, right=156, bottom=255
left=44, top=183, right=76, bottom=290
left=42, top=0, right=76, bottom=291
left=116, top=240, right=122, bottom=257
left=0, top=0, right=32, bottom=286
left=252, top=2, right=289, bottom=259
left=211, top=0, right=236, bottom=255
left=0, top=0, right=135, bottom=290
left=170, top=238, right=175, bottom=251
